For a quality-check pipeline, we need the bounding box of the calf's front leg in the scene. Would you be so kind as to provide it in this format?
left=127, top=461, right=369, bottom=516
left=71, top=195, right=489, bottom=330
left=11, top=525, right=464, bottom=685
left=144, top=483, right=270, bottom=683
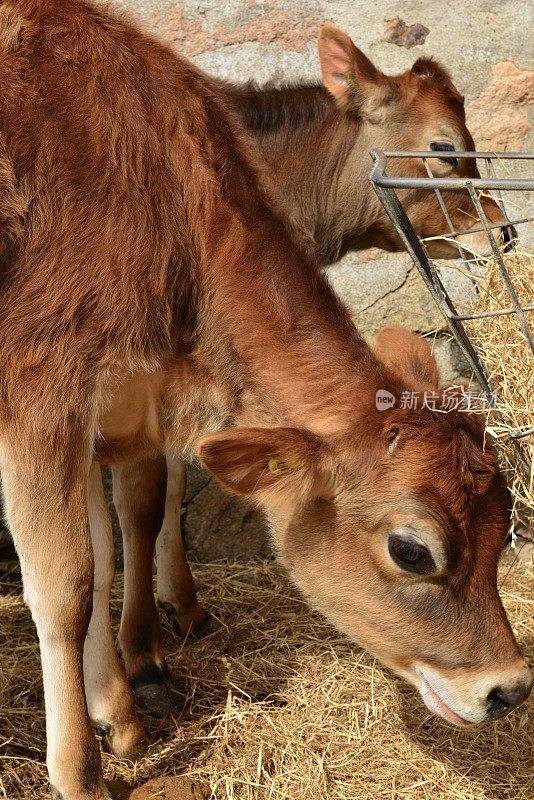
left=84, top=463, right=146, bottom=756
left=0, top=435, right=109, bottom=800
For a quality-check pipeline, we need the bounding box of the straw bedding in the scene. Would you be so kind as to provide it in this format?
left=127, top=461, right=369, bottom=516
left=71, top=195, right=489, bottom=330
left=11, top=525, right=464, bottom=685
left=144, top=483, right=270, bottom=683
left=463, top=249, right=534, bottom=527
left=1, top=555, right=533, bottom=800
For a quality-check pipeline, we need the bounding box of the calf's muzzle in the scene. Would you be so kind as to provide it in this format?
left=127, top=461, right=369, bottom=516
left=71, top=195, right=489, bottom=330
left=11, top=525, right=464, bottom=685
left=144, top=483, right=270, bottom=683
left=486, top=675, right=532, bottom=720
left=499, top=223, right=517, bottom=252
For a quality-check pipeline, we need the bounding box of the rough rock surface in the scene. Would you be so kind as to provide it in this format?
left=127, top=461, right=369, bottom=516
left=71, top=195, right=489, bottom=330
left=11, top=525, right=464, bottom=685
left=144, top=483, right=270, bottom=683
left=466, top=61, right=534, bottom=152
left=383, top=17, right=429, bottom=49
left=152, top=1, right=322, bottom=56
left=183, top=466, right=271, bottom=560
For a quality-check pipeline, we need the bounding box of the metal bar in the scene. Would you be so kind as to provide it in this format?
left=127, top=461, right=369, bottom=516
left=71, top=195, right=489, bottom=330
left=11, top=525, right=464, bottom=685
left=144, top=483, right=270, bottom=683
left=511, top=428, right=534, bottom=441
left=370, top=181, right=435, bottom=283
left=466, top=182, right=534, bottom=355
left=422, top=216, right=534, bottom=240
left=499, top=444, right=533, bottom=486
left=374, top=174, right=533, bottom=191
left=451, top=304, right=534, bottom=321
left=382, top=151, right=534, bottom=160
left=369, top=150, right=534, bottom=191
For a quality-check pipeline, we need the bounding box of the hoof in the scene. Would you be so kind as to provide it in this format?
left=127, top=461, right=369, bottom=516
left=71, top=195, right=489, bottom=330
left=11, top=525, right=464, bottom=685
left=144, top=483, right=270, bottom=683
left=51, top=789, right=112, bottom=800
left=99, top=718, right=148, bottom=760
left=161, top=602, right=215, bottom=639
left=186, top=610, right=216, bottom=639
left=134, top=682, right=174, bottom=717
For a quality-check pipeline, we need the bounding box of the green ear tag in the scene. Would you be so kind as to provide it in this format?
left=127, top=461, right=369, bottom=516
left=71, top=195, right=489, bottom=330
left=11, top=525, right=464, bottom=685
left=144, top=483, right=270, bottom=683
left=268, top=458, right=284, bottom=476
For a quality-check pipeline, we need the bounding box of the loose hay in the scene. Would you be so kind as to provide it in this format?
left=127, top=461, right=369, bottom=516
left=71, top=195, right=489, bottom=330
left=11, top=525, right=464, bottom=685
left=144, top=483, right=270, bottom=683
left=462, top=249, right=534, bottom=526
left=1, top=556, right=534, bottom=800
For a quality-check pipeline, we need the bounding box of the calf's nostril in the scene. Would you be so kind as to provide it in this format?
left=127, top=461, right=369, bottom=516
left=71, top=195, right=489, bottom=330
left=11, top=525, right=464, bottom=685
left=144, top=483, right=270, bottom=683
left=487, top=681, right=532, bottom=720
left=500, top=224, right=517, bottom=252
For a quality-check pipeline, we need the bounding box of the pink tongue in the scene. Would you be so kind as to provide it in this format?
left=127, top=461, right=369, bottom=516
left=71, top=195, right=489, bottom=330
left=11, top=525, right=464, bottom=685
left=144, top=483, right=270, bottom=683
left=419, top=680, right=471, bottom=727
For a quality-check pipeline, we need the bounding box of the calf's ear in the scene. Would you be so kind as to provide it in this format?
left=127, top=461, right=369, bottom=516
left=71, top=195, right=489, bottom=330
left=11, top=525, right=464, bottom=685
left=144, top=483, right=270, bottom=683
left=374, top=326, right=440, bottom=390
left=411, top=57, right=464, bottom=101
left=318, top=24, right=386, bottom=109
left=197, top=426, right=333, bottom=503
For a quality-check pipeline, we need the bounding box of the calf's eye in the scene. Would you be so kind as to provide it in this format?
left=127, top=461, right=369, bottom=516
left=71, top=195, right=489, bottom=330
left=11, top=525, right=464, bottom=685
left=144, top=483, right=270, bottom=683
left=388, top=534, right=435, bottom=574
left=430, top=141, right=458, bottom=167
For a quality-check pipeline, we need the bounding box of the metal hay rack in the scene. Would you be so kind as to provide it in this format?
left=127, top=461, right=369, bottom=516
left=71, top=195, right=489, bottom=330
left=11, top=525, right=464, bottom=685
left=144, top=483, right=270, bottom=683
left=369, top=150, right=534, bottom=522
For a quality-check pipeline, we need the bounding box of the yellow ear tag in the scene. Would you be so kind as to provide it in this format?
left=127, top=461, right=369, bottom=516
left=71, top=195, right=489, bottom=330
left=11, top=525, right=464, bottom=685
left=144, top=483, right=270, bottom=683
left=268, top=457, right=284, bottom=476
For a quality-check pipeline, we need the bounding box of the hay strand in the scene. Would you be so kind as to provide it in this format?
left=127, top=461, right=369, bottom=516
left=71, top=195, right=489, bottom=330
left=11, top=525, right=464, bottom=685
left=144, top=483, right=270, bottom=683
left=462, top=248, right=534, bottom=526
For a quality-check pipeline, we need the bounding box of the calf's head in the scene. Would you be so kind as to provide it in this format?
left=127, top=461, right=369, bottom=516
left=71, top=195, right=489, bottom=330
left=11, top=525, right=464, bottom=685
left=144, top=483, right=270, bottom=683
left=318, top=24, right=511, bottom=258
left=199, top=328, right=531, bottom=726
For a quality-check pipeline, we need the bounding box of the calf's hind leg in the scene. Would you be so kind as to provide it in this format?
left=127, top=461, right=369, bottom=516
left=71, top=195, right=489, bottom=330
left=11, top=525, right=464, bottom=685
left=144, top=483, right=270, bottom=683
left=0, top=430, right=108, bottom=800
left=156, top=452, right=211, bottom=636
left=114, top=456, right=170, bottom=714
left=115, top=454, right=210, bottom=714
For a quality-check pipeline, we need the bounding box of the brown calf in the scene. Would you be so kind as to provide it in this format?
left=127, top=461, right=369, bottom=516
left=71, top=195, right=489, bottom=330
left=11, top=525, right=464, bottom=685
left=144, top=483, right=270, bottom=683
left=117, top=24, right=514, bottom=707
left=0, top=5, right=529, bottom=799
left=226, top=24, right=510, bottom=262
